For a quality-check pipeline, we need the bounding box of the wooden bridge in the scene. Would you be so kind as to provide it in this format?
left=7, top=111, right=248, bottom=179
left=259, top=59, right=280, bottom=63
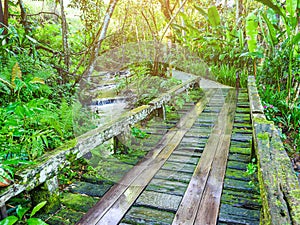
left=0, top=76, right=299, bottom=225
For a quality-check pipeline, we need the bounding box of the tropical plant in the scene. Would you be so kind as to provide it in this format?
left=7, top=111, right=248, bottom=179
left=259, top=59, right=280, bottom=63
left=0, top=201, right=48, bottom=225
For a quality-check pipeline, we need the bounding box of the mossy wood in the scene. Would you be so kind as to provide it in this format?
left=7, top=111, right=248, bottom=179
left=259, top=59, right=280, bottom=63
left=0, top=77, right=200, bottom=215
left=172, top=89, right=236, bottom=225
left=76, top=89, right=216, bottom=225
left=248, top=76, right=300, bottom=225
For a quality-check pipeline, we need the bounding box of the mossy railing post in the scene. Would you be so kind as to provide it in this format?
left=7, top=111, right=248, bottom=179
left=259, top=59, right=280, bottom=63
left=30, top=175, right=61, bottom=214
left=154, top=104, right=166, bottom=120
left=0, top=205, right=7, bottom=220
left=113, top=126, right=131, bottom=154
left=248, top=76, right=300, bottom=225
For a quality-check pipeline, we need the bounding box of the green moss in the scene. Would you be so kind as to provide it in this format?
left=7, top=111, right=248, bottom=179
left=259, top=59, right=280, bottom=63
left=272, top=141, right=284, bottom=151
left=52, top=208, right=84, bottom=224
left=30, top=185, right=60, bottom=214
left=230, top=146, right=251, bottom=155
left=253, top=117, right=273, bottom=125
left=290, top=189, right=300, bottom=223
left=257, top=132, right=269, bottom=140
left=129, top=105, right=149, bottom=114
left=61, top=192, right=98, bottom=212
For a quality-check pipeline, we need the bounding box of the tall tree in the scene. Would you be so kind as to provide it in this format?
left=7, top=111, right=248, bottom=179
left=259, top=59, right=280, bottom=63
left=75, top=0, right=119, bottom=85
left=0, top=0, right=4, bottom=27
left=0, top=0, right=8, bottom=34
left=3, top=0, right=8, bottom=27
left=60, top=0, right=70, bottom=75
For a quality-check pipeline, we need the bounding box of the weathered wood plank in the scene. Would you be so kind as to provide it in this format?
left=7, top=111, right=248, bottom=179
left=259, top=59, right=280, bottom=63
left=195, top=136, right=231, bottom=224
left=76, top=89, right=216, bottom=225
left=172, top=89, right=236, bottom=225
left=248, top=76, right=300, bottom=225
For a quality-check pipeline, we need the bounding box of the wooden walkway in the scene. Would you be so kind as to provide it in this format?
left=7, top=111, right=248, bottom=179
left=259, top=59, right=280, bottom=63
left=73, top=88, right=260, bottom=225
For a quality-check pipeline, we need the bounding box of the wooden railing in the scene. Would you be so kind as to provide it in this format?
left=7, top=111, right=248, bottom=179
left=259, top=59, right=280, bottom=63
left=0, top=77, right=200, bottom=218
left=248, top=76, right=300, bottom=225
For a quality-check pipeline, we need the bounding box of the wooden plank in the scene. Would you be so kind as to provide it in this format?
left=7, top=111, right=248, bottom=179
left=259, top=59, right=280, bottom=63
left=76, top=89, right=216, bottom=225
left=172, top=89, right=236, bottom=225
left=195, top=136, right=232, bottom=224
left=76, top=129, right=177, bottom=225
left=97, top=130, right=186, bottom=225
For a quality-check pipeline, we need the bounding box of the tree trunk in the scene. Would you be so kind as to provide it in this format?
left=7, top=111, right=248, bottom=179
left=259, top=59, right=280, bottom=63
left=3, top=0, right=8, bottom=26
left=19, top=0, right=29, bottom=33
left=60, top=0, right=70, bottom=76
left=235, top=0, right=243, bottom=25
left=158, top=0, right=172, bottom=21
left=79, top=0, right=119, bottom=85
left=0, top=0, right=4, bottom=28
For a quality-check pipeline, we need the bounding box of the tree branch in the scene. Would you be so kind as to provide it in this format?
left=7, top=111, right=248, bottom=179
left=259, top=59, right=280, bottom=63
left=160, top=0, right=189, bottom=42
left=27, top=11, right=61, bottom=18
left=73, top=0, right=119, bottom=87
left=141, top=10, right=156, bottom=39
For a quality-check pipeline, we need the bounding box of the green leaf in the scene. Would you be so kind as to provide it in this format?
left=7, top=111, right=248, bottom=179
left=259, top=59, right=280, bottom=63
left=238, top=29, right=244, bottom=49
left=0, top=78, right=13, bottom=89
left=16, top=205, right=29, bottom=220
left=194, top=4, right=208, bottom=19
left=240, top=51, right=264, bottom=58
left=25, top=35, right=38, bottom=44
left=30, top=201, right=47, bottom=218
left=255, top=0, right=285, bottom=17
left=246, top=13, right=258, bottom=53
left=29, top=77, right=45, bottom=85
left=292, top=32, right=300, bottom=44
left=0, top=216, right=18, bottom=225
left=0, top=168, right=13, bottom=181
left=27, top=218, right=48, bottom=225
left=207, top=6, right=220, bottom=27
left=261, top=12, right=278, bottom=45
left=286, top=0, right=297, bottom=17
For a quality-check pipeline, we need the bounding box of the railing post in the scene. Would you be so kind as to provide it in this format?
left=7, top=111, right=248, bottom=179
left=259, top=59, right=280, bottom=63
left=30, top=175, right=60, bottom=214
left=113, top=126, right=131, bottom=154
left=0, top=204, right=7, bottom=219
left=155, top=104, right=166, bottom=120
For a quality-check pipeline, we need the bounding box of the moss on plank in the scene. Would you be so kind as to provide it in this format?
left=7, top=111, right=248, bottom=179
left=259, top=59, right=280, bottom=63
left=60, top=192, right=98, bottom=212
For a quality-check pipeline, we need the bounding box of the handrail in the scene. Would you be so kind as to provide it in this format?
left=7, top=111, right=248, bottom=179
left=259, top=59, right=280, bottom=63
left=248, top=76, right=300, bottom=225
left=0, top=76, right=200, bottom=207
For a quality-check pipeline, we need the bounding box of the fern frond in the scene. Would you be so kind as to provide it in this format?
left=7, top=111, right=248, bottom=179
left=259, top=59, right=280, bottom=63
left=11, top=62, right=22, bottom=88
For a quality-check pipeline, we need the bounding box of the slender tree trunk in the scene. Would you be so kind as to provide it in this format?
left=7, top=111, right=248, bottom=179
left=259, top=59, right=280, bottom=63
left=0, top=0, right=8, bottom=35
left=0, top=0, right=4, bottom=27
left=19, top=0, right=29, bottom=33
left=78, top=0, right=119, bottom=85
left=60, top=0, right=70, bottom=75
left=179, top=0, right=185, bottom=37
left=236, top=0, right=243, bottom=25
left=3, top=0, right=8, bottom=26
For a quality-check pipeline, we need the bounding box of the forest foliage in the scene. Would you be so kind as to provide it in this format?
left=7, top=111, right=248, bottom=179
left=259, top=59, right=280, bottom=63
left=0, top=0, right=299, bottom=185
